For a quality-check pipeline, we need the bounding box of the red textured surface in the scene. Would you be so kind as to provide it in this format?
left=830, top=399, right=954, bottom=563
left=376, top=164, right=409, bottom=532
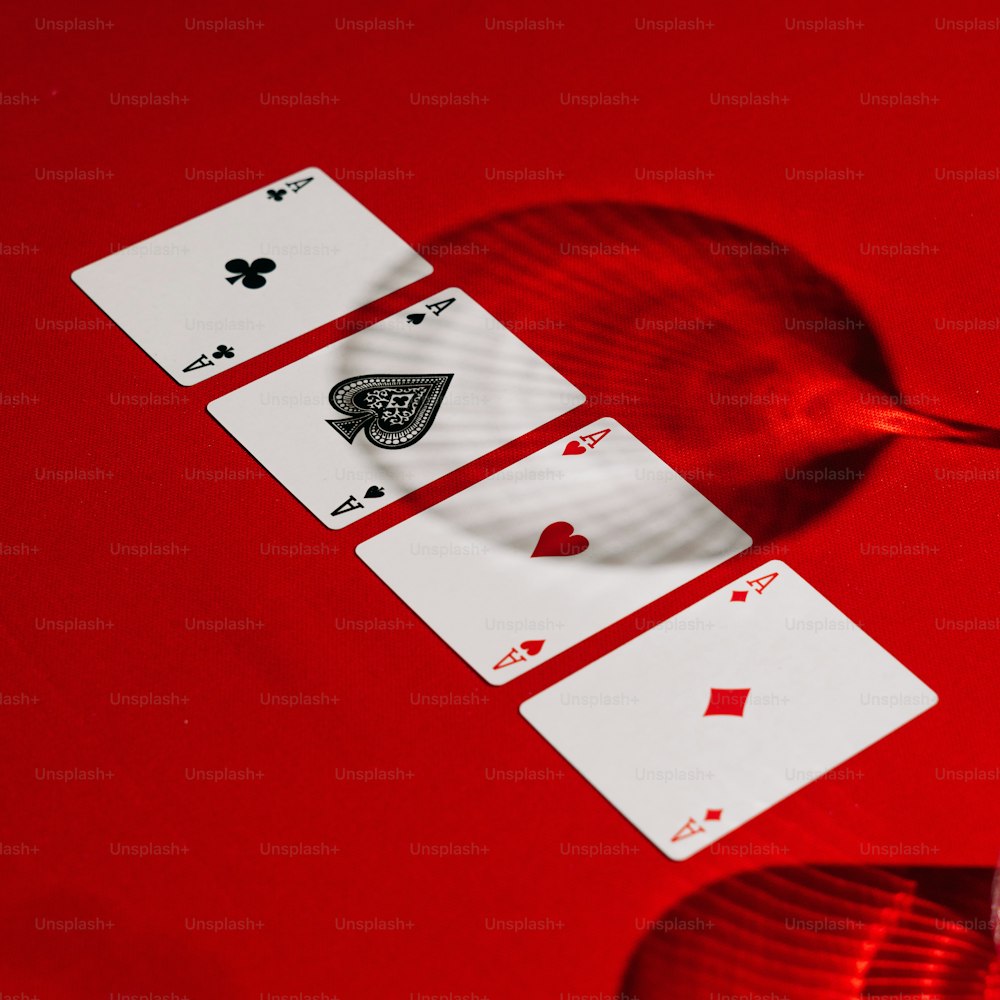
left=3, top=3, right=999, bottom=997
left=625, top=866, right=1000, bottom=998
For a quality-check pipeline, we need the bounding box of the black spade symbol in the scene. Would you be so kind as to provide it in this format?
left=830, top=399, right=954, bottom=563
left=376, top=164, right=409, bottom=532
left=326, top=373, right=453, bottom=450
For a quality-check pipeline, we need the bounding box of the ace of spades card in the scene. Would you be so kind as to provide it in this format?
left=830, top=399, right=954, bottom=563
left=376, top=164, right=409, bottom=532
left=207, top=289, right=585, bottom=528
left=71, top=167, right=433, bottom=385
left=519, top=561, right=938, bottom=860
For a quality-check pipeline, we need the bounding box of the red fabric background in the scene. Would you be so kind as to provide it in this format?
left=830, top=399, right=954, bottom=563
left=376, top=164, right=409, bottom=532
left=2, top=2, right=998, bottom=996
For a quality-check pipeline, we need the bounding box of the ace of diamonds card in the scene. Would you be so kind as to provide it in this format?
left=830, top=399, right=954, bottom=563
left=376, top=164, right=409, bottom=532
left=519, top=561, right=938, bottom=860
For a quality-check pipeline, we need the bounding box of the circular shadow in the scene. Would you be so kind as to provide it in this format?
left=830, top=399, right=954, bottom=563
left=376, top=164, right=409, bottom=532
left=361, top=200, right=997, bottom=544
left=420, top=201, right=893, bottom=542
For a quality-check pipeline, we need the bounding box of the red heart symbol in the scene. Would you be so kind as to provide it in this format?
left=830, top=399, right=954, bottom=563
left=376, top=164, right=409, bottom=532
left=562, top=440, right=586, bottom=455
left=519, top=640, right=545, bottom=656
left=531, top=521, right=589, bottom=558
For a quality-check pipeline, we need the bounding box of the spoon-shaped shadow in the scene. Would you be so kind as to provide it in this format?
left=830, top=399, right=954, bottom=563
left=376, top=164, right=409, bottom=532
left=376, top=201, right=999, bottom=543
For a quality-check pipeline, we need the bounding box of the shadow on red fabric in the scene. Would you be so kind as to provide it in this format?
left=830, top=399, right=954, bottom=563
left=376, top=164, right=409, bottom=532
left=426, top=202, right=1000, bottom=542
left=624, top=865, right=1000, bottom=998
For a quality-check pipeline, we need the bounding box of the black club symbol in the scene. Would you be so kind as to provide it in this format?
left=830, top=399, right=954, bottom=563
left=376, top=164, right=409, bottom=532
left=225, top=257, right=276, bottom=289
left=267, top=189, right=286, bottom=201
left=212, top=345, right=235, bottom=359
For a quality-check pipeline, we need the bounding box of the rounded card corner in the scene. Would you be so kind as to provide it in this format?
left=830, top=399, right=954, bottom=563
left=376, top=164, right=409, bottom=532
left=483, top=670, right=512, bottom=688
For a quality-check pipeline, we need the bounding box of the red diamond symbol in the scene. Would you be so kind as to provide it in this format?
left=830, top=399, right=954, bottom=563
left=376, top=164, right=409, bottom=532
left=730, top=590, right=748, bottom=602
left=704, top=688, right=751, bottom=717
left=704, top=808, right=723, bottom=822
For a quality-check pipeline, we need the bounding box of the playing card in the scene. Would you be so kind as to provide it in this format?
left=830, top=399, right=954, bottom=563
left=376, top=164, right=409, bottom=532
left=71, top=167, right=432, bottom=385
left=519, top=561, right=938, bottom=860
left=356, top=418, right=752, bottom=684
left=207, top=289, right=585, bottom=528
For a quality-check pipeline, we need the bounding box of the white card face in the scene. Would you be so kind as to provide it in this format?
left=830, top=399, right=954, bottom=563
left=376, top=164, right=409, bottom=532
left=356, top=419, right=752, bottom=684
left=207, top=288, right=585, bottom=528
left=519, top=561, right=938, bottom=860
left=71, top=167, right=432, bottom=385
